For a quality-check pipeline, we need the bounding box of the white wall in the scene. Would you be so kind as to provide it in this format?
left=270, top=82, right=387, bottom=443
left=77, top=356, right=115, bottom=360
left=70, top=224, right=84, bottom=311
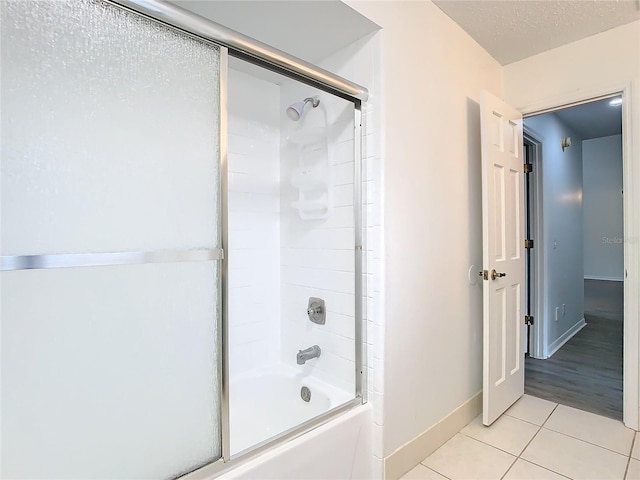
left=504, top=19, right=640, bottom=428
left=503, top=21, right=640, bottom=111
left=524, top=113, right=585, bottom=356
left=227, top=69, right=282, bottom=377
left=583, top=135, right=624, bottom=281
left=346, top=0, right=503, bottom=468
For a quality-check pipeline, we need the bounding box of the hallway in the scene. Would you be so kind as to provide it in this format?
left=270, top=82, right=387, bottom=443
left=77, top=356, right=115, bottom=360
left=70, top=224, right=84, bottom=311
left=402, top=395, right=638, bottom=479
left=525, top=279, right=623, bottom=419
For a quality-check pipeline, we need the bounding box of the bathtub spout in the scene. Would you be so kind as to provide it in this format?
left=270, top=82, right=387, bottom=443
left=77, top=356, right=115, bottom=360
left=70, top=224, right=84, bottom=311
left=297, top=345, right=321, bottom=365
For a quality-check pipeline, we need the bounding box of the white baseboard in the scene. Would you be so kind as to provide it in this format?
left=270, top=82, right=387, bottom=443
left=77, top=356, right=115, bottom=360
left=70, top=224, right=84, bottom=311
left=547, top=318, right=586, bottom=358
left=384, top=392, right=482, bottom=480
left=584, top=275, right=624, bottom=282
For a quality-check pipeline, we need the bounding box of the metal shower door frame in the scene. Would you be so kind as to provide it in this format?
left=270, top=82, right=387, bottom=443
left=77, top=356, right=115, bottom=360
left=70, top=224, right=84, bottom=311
left=102, top=0, right=368, bottom=476
left=215, top=60, right=367, bottom=472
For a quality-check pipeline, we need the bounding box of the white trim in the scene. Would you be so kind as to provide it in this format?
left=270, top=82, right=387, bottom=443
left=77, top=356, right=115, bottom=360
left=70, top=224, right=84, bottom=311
left=547, top=318, right=587, bottom=358
left=584, top=275, right=624, bottom=282
left=517, top=81, right=631, bottom=118
left=516, top=80, right=639, bottom=431
left=384, top=392, right=482, bottom=480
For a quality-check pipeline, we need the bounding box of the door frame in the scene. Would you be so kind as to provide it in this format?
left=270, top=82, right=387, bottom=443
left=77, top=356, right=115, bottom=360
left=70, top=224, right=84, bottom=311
left=517, top=81, right=638, bottom=430
left=523, top=130, right=545, bottom=359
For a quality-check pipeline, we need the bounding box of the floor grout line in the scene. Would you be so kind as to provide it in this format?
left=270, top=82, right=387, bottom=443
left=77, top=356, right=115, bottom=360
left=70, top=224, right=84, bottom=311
left=499, top=423, right=563, bottom=480
left=540, top=402, right=560, bottom=428
left=624, top=455, right=631, bottom=480
left=515, top=457, right=574, bottom=480
left=498, top=455, right=518, bottom=480
left=540, top=425, right=634, bottom=457
left=624, top=434, right=637, bottom=480
left=503, top=411, right=553, bottom=427
left=424, top=464, right=451, bottom=480
left=457, top=430, right=519, bottom=458
left=518, top=424, right=543, bottom=457
left=516, top=418, right=575, bottom=479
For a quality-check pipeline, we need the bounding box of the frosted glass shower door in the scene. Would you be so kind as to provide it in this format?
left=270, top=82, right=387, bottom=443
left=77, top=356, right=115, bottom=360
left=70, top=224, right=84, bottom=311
left=1, top=1, right=223, bottom=479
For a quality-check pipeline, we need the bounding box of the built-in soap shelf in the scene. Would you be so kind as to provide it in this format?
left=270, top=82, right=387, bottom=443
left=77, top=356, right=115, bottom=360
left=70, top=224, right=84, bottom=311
left=288, top=120, right=330, bottom=220
left=291, top=198, right=329, bottom=220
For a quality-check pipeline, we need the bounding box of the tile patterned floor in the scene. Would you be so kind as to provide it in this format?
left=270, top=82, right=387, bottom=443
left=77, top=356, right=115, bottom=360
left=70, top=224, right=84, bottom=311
left=401, top=395, right=639, bottom=480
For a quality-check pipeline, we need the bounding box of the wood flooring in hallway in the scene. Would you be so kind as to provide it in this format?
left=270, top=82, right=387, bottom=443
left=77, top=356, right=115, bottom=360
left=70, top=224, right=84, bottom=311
left=524, top=279, right=623, bottom=420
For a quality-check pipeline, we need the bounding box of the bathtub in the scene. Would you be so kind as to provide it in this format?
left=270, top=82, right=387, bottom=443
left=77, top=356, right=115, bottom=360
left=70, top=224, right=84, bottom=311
left=184, top=365, right=372, bottom=480
left=229, top=365, right=353, bottom=455
left=221, top=400, right=373, bottom=480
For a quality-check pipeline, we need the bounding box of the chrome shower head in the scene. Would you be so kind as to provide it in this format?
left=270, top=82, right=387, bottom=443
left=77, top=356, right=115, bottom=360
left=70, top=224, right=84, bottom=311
left=286, top=97, right=320, bottom=121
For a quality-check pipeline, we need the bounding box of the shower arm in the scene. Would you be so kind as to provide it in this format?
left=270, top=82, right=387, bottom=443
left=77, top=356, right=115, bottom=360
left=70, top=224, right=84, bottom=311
left=303, top=97, right=320, bottom=108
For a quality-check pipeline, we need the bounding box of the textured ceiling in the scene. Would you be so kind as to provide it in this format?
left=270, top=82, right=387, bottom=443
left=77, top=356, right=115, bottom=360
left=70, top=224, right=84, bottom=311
left=433, top=0, right=640, bottom=65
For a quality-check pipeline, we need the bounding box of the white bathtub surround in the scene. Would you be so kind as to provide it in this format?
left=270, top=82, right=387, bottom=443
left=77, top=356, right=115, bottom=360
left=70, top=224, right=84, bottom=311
left=279, top=75, right=359, bottom=395
left=217, top=406, right=373, bottom=480
left=279, top=29, right=385, bottom=458
left=224, top=35, right=380, bottom=466
left=224, top=23, right=383, bottom=479
left=227, top=68, right=282, bottom=379
left=229, top=365, right=353, bottom=455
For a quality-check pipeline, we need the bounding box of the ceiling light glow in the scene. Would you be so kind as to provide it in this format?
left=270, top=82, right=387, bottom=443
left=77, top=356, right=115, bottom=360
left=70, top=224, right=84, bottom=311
left=609, top=97, right=623, bottom=107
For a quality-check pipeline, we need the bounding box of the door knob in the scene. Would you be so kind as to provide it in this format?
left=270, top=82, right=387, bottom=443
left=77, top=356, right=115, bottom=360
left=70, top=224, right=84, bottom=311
left=490, top=269, right=506, bottom=281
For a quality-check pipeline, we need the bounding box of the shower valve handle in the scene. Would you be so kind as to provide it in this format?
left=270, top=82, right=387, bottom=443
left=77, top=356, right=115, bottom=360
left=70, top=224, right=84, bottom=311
left=306, top=297, right=326, bottom=325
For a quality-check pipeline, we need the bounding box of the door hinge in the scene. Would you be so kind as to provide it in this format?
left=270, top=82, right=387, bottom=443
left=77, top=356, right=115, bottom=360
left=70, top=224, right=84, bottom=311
left=524, top=163, right=533, bottom=173
left=525, top=315, right=534, bottom=325
left=525, top=239, right=534, bottom=249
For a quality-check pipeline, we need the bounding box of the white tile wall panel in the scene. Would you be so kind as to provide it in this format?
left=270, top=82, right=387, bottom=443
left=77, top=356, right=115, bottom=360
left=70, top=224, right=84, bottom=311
left=282, top=302, right=356, bottom=339
left=281, top=266, right=355, bottom=294
left=283, top=206, right=354, bottom=231
left=227, top=32, right=384, bottom=462
left=332, top=162, right=355, bottom=186
left=227, top=69, right=281, bottom=377
left=281, top=248, right=354, bottom=272
left=280, top=227, right=355, bottom=250
left=277, top=33, right=384, bottom=414
left=283, top=284, right=356, bottom=317
left=227, top=192, right=280, bottom=214
left=331, top=140, right=356, bottom=165
left=228, top=135, right=276, bottom=157
left=331, top=184, right=355, bottom=207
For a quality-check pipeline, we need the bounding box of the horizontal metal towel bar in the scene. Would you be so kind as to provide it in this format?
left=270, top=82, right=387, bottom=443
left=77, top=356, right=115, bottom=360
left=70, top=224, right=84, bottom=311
left=0, top=248, right=224, bottom=271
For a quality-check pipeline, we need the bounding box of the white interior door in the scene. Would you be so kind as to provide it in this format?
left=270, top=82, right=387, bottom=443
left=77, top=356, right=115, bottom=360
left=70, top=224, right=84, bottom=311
left=480, top=91, right=526, bottom=426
